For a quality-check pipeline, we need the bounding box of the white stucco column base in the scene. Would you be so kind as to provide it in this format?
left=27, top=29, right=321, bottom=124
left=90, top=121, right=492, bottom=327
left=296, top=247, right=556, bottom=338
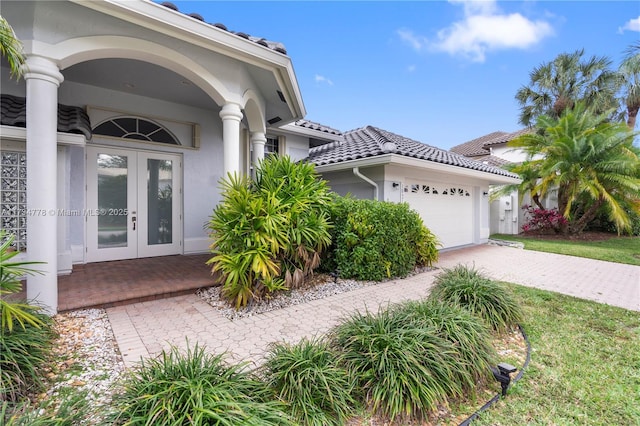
left=24, top=56, right=64, bottom=315
left=219, top=103, right=243, bottom=177
left=250, top=131, right=266, bottom=177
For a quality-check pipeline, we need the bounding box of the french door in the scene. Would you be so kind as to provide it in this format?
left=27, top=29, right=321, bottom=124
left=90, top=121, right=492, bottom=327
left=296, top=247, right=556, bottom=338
left=86, top=146, right=182, bottom=262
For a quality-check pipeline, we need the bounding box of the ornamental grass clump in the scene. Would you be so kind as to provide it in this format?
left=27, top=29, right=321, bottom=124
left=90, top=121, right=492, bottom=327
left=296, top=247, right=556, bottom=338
left=392, top=300, right=497, bottom=392
left=262, top=338, right=359, bottom=426
left=429, top=264, right=523, bottom=332
left=330, top=309, right=461, bottom=422
left=112, top=343, right=293, bottom=426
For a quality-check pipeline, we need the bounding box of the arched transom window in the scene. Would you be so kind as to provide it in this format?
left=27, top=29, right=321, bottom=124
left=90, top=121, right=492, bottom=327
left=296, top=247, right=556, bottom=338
left=93, top=117, right=180, bottom=145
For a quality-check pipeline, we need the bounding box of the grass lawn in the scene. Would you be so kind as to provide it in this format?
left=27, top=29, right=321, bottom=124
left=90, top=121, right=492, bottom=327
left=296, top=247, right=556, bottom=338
left=472, top=284, right=640, bottom=425
left=490, top=233, right=640, bottom=266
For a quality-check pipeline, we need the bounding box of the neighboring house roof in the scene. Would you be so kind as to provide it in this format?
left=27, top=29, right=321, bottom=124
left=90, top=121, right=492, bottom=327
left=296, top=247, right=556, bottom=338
left=307, top=125, right=519, bottom=179
left=471, top=155, right=511, bottom=168
left=1, top=95, right=92, bottom=140
left=450, top=128, right=532, bottom=158
left=158, top=2, right=287, bottom=54
left=450, top=131, right=508, bottom=157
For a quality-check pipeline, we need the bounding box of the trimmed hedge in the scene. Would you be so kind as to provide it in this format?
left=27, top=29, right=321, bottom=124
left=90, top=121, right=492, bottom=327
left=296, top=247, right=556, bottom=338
left=323, top=196, right=438, bottom=281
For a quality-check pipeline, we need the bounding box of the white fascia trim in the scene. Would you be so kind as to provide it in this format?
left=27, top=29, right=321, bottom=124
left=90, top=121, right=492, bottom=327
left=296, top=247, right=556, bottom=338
left=276, top=123, right=343, bottom=142
left=315, top=154, right=521, bottom=185
left=0, top=125, right=86, bottom=146
left=69, top=0, right=305, bottom=117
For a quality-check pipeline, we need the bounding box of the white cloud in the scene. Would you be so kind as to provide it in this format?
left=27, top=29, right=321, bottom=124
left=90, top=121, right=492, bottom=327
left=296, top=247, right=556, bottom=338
left=398, top=0, right=554, bottom=63
left=314, top=74, right=334, bottom=86
left=397, top=29, right=429, bottom=52
left=407, top=64, right=417, bottom=72
left=618, top=16, right=640, bottom=33
left=448, top=0, right=498, bottom=16
left=436, top=13, right=554, bottom=62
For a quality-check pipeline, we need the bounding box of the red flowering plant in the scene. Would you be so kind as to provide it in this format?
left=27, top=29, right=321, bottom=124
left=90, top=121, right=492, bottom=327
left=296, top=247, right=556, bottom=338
left=521, top=205, right=568, bottom=234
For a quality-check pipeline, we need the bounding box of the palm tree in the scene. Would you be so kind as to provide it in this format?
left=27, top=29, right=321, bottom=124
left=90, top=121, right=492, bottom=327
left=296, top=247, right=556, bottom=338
left=509, top=103, right=640, bottom=235
left=515, top=49, right=619, bottom=127
left=0, top=14, right=25, bottom=79
left=619, top=47, right=640, bottom=129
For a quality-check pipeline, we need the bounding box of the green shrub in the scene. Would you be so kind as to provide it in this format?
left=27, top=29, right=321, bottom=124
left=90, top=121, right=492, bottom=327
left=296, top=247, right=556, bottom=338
left=112, top=343, right=293, bottom=426
left=262, top=338, right=358, bottom=426
left=325, top=197, right=437, bottom=281
left=330, top=309, right=460, bottom=422
left=207, top=156, right=332, bottom=308
left=392, top=300, right=496, bottom=392
left=0, top=311, right=55, bottom=402
left=428, top=264, right=523, bottom=332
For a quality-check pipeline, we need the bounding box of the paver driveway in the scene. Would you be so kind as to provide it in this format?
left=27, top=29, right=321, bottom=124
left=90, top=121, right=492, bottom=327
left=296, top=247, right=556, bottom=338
left=107, top=244, right=640, bottom=368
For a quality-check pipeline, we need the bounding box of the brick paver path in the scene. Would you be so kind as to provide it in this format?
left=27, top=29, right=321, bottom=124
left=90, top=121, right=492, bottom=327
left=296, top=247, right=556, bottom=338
left=107, top=245, right=640, bottom=368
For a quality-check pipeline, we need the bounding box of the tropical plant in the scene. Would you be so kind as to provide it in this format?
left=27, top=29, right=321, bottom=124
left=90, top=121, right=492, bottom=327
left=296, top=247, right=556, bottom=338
left=112, top=343, right=293, bottom=426
left=521, top=205, right=568, bottom=234
left=508, top=103, right=640, bottom=235
left=207, top=156, right=332, bottom=308
left=0, top=15, right=25, bottom=79
left=415, top=226, right=441, bottom=268
left=0, top=231, right=46, bottom=332
left=429, top=265, right=523, bottom=333
left=330, top=309, right=460, bottom=422
left=262, top=338, right=358, bottom=426
left=618, top=48, right=640, bottom=129
left=515, top=49, right=619, bottom=126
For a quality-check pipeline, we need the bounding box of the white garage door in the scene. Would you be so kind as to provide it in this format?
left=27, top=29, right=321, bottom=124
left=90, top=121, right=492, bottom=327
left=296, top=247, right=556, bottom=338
left=403, top=181, right=473, bottom=249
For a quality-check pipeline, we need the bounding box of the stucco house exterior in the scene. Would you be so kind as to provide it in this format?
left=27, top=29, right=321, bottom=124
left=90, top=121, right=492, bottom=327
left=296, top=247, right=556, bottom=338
left=307, top=126, right=520, bottom=248
left=1, top=0, right=518, bottom=314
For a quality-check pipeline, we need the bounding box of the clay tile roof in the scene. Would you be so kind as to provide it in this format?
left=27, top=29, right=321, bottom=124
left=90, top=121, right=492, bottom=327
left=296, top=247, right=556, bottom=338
left=294, top=119, right=343, bottom=137
left=450, top=128, right=533, bottom=157
left=449, top=131, right=507, bottom=157
left=307, top=125, right=519, bottom=179
left=1, top=95, right=92, bottom=140
left=482, top=127, right=532, bottom=147
left=159, top=1, right=287, bottom=55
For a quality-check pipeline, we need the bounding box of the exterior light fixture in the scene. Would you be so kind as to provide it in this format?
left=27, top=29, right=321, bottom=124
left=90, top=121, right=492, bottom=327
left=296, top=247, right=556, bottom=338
left=491, top=362, right=517, bottom=397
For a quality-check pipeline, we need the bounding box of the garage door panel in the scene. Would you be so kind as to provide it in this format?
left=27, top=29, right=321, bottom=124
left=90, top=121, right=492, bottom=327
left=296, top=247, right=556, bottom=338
left=404, top=182, right=473, bottom=248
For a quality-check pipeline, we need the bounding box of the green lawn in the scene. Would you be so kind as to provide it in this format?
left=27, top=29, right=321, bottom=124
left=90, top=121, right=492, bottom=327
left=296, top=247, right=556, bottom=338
left=472, top=284, right=640, bottom=425
left=491, top=234, right=640, bottom=266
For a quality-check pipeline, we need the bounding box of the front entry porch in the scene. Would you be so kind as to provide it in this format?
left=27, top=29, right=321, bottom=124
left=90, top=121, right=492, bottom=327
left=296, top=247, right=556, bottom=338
left=18, top=254, right=215, bottom=312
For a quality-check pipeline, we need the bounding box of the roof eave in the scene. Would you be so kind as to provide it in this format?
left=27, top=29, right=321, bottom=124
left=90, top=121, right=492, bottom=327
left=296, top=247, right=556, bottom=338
left=70, top=0, right=305, bottom=119
left=277, top=122, right=344, bottom=142
left=314, top=154, right=521, bottom=185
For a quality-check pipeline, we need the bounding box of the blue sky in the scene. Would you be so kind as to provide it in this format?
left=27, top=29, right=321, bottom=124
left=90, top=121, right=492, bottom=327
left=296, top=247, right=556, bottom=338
left=169, top=1, right=640, bottom=150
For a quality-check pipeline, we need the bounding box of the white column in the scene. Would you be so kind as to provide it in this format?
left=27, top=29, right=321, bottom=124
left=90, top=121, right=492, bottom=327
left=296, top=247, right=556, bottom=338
left=219, top=103, right=243, bottom=177
left=24, top=56, right=64, bottom=315
left=250, top=131, right=266, bottom=177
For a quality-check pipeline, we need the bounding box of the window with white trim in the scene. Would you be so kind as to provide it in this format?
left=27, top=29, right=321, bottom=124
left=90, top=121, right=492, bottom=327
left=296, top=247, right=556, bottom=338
left=265, top=136, right=280, bottom=157
left=93, top=117, right=180, bottom=145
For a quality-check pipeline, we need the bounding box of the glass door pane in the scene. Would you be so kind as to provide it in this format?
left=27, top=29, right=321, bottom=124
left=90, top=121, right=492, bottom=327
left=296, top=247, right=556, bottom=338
left=147, top=158, right=172, bottom=245
left=97, top=154, right=128, bottom=248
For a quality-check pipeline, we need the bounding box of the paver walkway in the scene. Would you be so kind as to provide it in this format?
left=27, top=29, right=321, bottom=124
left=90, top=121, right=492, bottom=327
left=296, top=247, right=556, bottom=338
left=107, top=244, right=640, bottom=368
